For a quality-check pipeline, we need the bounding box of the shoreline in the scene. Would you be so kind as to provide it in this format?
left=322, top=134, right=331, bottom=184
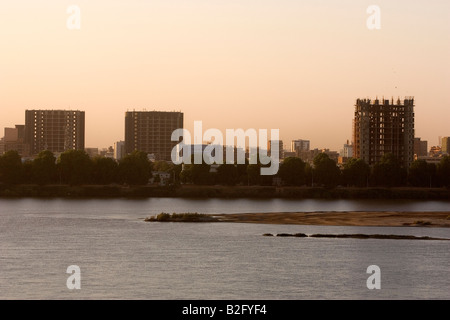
left=1, top=184, right=450, bottom=200
left=210, top=211, right=450, bottom=228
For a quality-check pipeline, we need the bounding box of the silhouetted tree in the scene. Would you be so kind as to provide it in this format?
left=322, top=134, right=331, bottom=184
left=244, top=156, right=273, bottom=186
left=169, top=164, right=182, bottom=185
left=371, top=153, right=406, bottom=187
left=247, top=164, right=261, bottom=185
left=22, top=160, right=33, bottom=184
left=408, top=160, right=430, bottom=187
left=278, top=157, right=306, bottom=186
left=438, top=156, right=450, bottom=187
left=179, top=164, right=193, bottom=184
left=236, top=162, right=249, bottom=185
left=0, top=150, right=23, bottom=184
left=32, top=150, right=57, bottom=185
left=312, top=153, right=341, bottom=187
left=92, top=156, right=118, bottom=185
left=343, top=158, right=370, bottom=187
left=217, top=164, right=239, bottom=185
left=191, top=162, right=212, bottom=185
left=426, top=163, right=438, bottom=188
left=58, top=150, right=93, bottom=185
left=305, top=162, right=313, bottom=186
left=118, top=151, right=152, bottom=185
left=152, top=160, right=171, bottom=172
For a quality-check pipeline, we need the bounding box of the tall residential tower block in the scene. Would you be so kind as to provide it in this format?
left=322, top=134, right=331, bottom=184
left=353, top=97, right=414, bottom=168
left=124, top=111, right=183, bottom=161
left=25, top=110, right=85, bottom=156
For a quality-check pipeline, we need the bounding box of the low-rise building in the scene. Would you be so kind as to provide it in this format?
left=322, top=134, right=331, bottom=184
left=3, top=125, right=30, bottom=156
left=114, top=141, right=125, bottom=161
left=442, top=137, right=450, bottom=155
left=414, top=138, right=428, bottom=157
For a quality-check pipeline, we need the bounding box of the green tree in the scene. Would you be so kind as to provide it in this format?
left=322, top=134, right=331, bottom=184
left=408, top=160, right=430, bottom=187
left=22, top=160, right=33, bottom=184
left=426, top=163, right=438, bottom=188
left=343, top=158, right=370, bottom=187
left=0, top=150, right=23, bottom=184
left=278, top=157, right=306, bottom=186
left=305, top=162, right=313, bottom=186
left=247, top=164, right=261, bottom=185
left=179, top=164, right=193, bottom=184
left=32, top=150, right=57, bottom=185
left=58, top=150, right=93, bottom=185
left=437, top=156, right=450, bottom=187
left=217, top=164, right=239, bottom=185
left=152, top=160, right=171, bottom=172
left=168, top=164, right=182, bottom=185
left=313, top=153, right=341, bottom=187
left=118, top=151, right=152, bottom=185
left=179, top=155, right=213, bottom=185
left=191, top=162, right=212, bottom=185
left=92, top=156, right=118, bottom=185
left=371, top=153, right=406, bottom=187
left=236, top=162, right=249, bottom=185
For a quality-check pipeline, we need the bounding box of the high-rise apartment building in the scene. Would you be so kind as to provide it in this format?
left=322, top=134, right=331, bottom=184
left=353, top=97, right=414, bottom=168
left=124, top=111, right=183, bottom=161
left=291, top=139, right=310, bottom=153
left=25, top=110, right=85, bottom=156
left=442, top=137, right=450, bottom=155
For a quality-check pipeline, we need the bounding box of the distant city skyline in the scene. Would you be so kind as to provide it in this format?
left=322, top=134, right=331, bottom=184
left=1, top=0, right=449, bottom=151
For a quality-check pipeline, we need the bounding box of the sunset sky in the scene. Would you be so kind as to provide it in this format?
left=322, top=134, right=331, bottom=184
left=1, top=0, right=449, bottom=151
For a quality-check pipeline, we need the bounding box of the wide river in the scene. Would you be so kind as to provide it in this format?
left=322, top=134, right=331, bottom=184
left=0, top=198, right=449, bottom=299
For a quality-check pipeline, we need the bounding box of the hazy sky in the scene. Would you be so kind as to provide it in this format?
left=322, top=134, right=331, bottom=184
left=1, top=0, right=449, bottom=151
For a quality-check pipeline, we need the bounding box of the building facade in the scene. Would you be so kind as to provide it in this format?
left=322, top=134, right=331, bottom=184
left=429, top=146, right=442, bottom=157
left=353, top=97, right=415, bottom=168
left=291, top=139, right=310, bottom=154
left=268, top=140, right=284, bottom=160
left=24, top=110, right=85, bottom=156
left=114, top=141, right=125, bottom=161
left=414, top=137, right=428, bottom=157
left=124, top=111, right=183, bottom=161
left=3, top=125, right=30, bottom=156
left=341, top=140, right=354, bottom=158
left=442, top=137, right=450, bottom=155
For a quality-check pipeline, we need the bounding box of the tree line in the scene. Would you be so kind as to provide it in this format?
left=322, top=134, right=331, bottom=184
left=0, top=150, right=154, bottom=186
left=0, top=149, right=449, bottom=188
left=180, top=153, right=450, bottom=188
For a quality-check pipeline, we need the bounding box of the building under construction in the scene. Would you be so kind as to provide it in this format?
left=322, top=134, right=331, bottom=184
left=24, top=110, right=85, bottom=156
left=353, top=97, right=415, bottom=168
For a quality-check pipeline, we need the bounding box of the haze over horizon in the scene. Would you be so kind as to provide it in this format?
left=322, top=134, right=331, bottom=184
left=1, top=0, right=449, bottom=151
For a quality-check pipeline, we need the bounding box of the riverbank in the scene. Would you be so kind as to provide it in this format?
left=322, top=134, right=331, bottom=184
left=1, top=184, right=450, bottom=200
left=211, top=211, right=450, bottom=228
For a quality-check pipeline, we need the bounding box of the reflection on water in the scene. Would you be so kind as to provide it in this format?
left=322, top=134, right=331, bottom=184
left=1, top=198, right=449, bottom=219
left=0, top=199, right=449, bottom=299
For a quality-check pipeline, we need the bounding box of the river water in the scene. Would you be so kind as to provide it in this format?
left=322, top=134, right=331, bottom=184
left=0, top=198, right=449, bottom=299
